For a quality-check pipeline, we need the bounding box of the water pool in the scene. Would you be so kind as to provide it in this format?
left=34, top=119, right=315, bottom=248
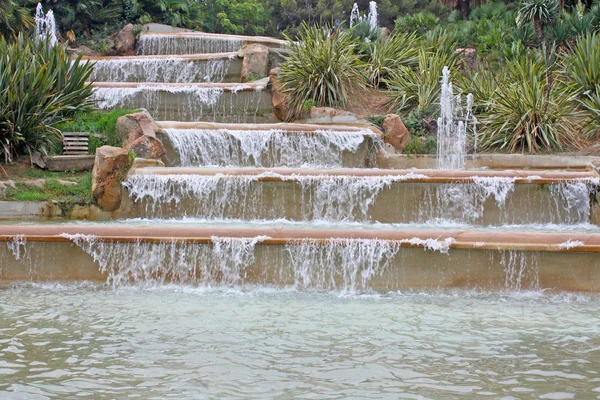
left=1, top=285, right=599, bottom=399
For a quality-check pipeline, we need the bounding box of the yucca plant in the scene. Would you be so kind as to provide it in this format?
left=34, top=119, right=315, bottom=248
left=0, top=34, right=95, bottom=162
left=478, top=55, right=583, bottom=153
left=384, top=48, right=457, bottom=114
left=516, top=0, right=559, bottom=45
left=278, top=23, right=367, bottom=120
left=563, top=32, right=600, bottom=94
left=365, top=31, right=419, bottom=87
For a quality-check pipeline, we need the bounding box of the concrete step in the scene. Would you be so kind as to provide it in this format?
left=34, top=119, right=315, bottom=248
left=1, top=224, right=599, bottom=291
left=120, top=168, right=600, bottom=225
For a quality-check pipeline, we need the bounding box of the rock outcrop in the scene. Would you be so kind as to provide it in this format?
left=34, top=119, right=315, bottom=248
left=91, top=146, right=131, bottom=212
left=382, top=114, right=410, bottom=152
left=115, top=23, right=136, bottom=56
left=115, top=110, right=165, bottom=159
left=270, top=67, right=291, bottom=122
left=241, top=44, right=270, bottom=83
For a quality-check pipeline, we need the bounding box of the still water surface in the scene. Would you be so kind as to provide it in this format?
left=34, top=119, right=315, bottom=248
left=1, top=285, right=600, bottom=399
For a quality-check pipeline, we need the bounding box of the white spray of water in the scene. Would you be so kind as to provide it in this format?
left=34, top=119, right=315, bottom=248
left=35, top=3, right=58, bottom=46
left=88, top=58, right=232, bottom=83
left=437, top=66, right=477, bottom=170
left=558, top=240, right=584, bottom=249
left=137, top=34, right=243, bottom=55
left=164, top=128, right=374, bottom=167
left=489, top=250, right=540, bottom=291
left=368, top=1, right=378, bottom=31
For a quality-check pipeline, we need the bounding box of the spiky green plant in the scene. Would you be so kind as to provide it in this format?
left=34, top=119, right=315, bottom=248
left=564, top=32, right=600, bottom=94
left=581, top=87, right=600, bottom=135
left=0, top=0, right=32, bottom=40
left=278, top=23, right=367, bottom=120
left=0, top=34, right=95, bottom=162
left=384, top=48, right=457, bottom=114
left=478, top=56, right=583, bottom=153
left=366, top=31, right=419, bottom=87
left=516, top=0, right=559, bottom=45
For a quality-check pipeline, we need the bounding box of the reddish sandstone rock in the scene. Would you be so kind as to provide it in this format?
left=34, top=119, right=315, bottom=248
left=382, top=114, right=410, bottom=152
left=270, top=67, right=291, bottom=121
left=115, top=110, right=160, bottom=145
left=124, top=135, right=166, bottom=160
left=92, top=146, right=130, bottom=211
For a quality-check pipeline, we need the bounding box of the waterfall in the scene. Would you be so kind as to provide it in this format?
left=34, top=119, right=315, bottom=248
left=88, top=58, right=233, bottom=83
left=123, top=174, right=598, bottom=225
left=368, top=1, right=378, bottom=32
left=164, top=128, right=373, bottom=167
left=59, top=234, right=454, bottom=291
left=92, top=85, right=265, bottom=122
left=34, top=3, right=58, bottom=46
left=137, top=34, right=244, bottom=55
left=437, top=66, right=476, bottom=170
left=61, top=234, right=269, bottom=287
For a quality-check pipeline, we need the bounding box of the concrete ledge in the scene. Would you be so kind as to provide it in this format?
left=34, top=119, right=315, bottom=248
left=0, top=201, right=113, bottom=220
left=378, top=153, right=600, bottom=171
left=1, top=225, right=600, bottom=252
left=44, top=155, right=95, bottom=172
left=131, top=167, right=600, bottom=184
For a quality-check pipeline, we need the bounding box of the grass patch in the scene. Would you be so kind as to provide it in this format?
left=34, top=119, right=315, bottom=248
left=5, top=172, right=93, bottom=205
left=57, top=109, right=138, bottom=154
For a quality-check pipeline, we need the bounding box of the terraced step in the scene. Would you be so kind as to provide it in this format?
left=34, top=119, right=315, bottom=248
left=137, top=32, right=287, bottom=55
left=84, top=52, right=242, bottom=83
left=155, top=122, right=382, bottom=168
left=91, top=81, right=273, bottom=123
left=121, top=168, right=600, bottom=225
left=2, top=224, right=599, bottom=291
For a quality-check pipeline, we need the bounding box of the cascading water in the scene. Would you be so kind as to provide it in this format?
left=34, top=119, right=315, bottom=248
left=92, top=85, right=266, bottom=122
left=164, top=128, right=375, bottom=167
left=34, top=3, right=58, bottom=45
left=88, top=57, right=233, bottom=83
left=436, top=66, right=477, bottom=170
left=122, top=174, right=598, bottom=225
left=350, top=3, right=361, bottom=27
left=137, top=34, right=244, bottom=55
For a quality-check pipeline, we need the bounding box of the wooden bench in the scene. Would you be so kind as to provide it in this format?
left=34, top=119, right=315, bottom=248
left=62, top=132, right=90, bottom=155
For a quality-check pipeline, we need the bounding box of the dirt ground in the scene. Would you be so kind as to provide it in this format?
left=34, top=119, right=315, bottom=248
left=343, top=89, right=393, bottom=119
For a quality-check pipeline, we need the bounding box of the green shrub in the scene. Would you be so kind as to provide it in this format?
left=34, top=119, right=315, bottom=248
left=478, top=55, right=583, bottom=153
left=0, top=34, right=95, bottom=163
left=395, top=12, right=439, bottom=35
left=366, top=31, right=419, bottom=87
left=385, top=48, right=457, bottom=114
left=278, top=23, right=367, bottom=119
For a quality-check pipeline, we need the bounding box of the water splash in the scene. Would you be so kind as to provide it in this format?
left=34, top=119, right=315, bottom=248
left=88, top=58, right=232, bottom=83
left=437, top=66, right=476, bottom=169
left=558, top=239, right=584, bottom=249
left=164, top=128, right=374, bottom=167
left=137, top=34, right=243, bottom=55
left=34, top=3, right=58, bottom=46
left=92, top=85, right=223, bottom=109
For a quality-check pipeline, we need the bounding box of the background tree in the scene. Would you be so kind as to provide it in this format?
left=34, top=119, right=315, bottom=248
left=516, top=0, right=559, bottom=45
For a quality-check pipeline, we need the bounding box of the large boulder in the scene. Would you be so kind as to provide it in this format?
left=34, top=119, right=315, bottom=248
left=270, top=68, right=291, bottom=121
left=382, top=114, right=410, bottom=152
left=309, top=107, right=354, bottom=119
left=124, top=135, right=166, bottom=160
left=241, top=44, right=270, bottom=83
left=115, top=110, right=161, bottom=145
left=92, top=146, right=131, bottom=212
left=115, top=23, right=136, bottom=56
